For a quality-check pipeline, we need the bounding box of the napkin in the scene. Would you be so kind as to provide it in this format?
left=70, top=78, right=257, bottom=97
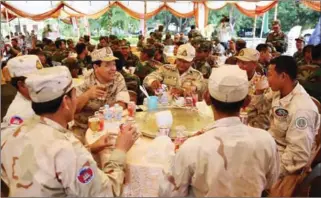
left=155, top=110, right=173, bottom=129
left=144, top=136, right=175, bottom=172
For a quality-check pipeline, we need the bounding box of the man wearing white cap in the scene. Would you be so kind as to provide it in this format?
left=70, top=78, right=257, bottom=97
left=74, top=47, right=130, bottom=139
left=144, top=44, right=204, bottom=97
left=1, top=66, right=137, bottom=197
left=2, top=55, right=43, bottom=128
left=235, top=48, right=270, bottom=130
left=159, top=66, right=279, bottom=197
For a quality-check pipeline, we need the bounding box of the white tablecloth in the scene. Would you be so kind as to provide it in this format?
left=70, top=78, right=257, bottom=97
left=86, top=120, right=164, bottom=197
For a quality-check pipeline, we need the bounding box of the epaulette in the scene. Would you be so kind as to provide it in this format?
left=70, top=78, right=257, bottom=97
left=163, top=64, right=177, bottom=71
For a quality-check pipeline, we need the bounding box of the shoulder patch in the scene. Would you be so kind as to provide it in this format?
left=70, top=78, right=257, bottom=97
left=275, top=108, right=288, bottom=117
left=10, top=116, right=24, bottom=125
left=295, top=117, right=308, bottom=130
left=77, top=166, right=94, bottom=184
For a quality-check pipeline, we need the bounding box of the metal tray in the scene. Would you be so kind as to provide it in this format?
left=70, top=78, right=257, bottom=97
left=135, top=107, right=213, bottom=139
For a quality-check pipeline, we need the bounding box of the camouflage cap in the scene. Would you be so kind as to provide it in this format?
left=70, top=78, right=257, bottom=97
left=26, top=66, right=74, bottom=103
left=295, top=36, right=305, bottom=42
left=120, top=42, right=130, bottom=49
left=7, top=55, right=43, bottom=78
left=272, top=20, right=281, bottom=26
left=228, top=38, right=236, bottom=43
left=196, top=40, right=212, bottom=52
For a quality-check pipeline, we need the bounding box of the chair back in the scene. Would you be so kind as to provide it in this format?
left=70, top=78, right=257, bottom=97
left=311, top=97, right=321, bottom=147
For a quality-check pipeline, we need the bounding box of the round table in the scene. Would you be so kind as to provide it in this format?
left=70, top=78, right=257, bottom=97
left=85, top=104, right=213, bottom=196
left=85, top=119, right=164, bottom=197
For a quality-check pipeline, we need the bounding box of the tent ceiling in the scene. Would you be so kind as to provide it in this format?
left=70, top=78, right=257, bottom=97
left=1, top=1, right=320, bottom=27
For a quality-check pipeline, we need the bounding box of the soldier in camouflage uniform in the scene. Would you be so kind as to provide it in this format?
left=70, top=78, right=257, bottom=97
left=52, top=39, right=69, bottom=63
left=42, top=39, right=56, bottom=61
left=188, top=25, right=203, bottom=41
left=1, top=66, right=137, bottom=197
left=84, top=35, right=96, bottom=52
left=293, top=36, right=305, bottom=64
left=120, top=43, right=140, bottom=68
left=67, top=39, right=76, bottom=53
left=192, top=40, right=212, bottom=79
left=137, top=35, right=145, bottom=51
left=75, top=43, right=92, bottom=73
left=235, top=48, right=270, bottom=130
left=154, top=42, right=168, bottom=64
left=299, top=44, right=321, bottom=102
left=144, top=44, right=204, bottom=97
left=134, top=46, right=162, bottom=82
left=74, top=48, right=130, bottom=138
left=163, top=32, right=174, bottom=46
left=297, top=45, right=313, bottom=66
left=224, top=38, right=237, bottom=57
left=154, top=25, right=164, bottom=43
left=266, top=20, right=288, bottom=54
left=256, top=43, right=273, bottom=76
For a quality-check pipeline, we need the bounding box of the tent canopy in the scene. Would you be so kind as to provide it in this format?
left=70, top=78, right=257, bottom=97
left=1, top=1, right=320, bottom=29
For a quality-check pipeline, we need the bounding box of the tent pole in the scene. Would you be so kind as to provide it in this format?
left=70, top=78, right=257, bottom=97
left=144, top=0, right=147, bottom=36
left=5, top=8, right=11, bottom=40
left=260, top=13, right=264, bottom=38
left=274, top=2, right=278, bottom=20
left=253, top=15, right=257, bottom=38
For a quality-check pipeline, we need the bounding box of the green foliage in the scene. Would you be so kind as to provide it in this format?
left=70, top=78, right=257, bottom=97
left=40, top=1, right=319, bottom=41
left=208, top=1, right=320, bottom=37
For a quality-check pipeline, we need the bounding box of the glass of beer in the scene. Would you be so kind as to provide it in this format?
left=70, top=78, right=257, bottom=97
left=88, top=116, right=100, bottom=136
left=97, top=85, right=107, bottom=100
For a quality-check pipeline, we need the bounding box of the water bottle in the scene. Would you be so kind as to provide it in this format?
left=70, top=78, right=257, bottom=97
left=115, top=104, right=123, bottom=121
left=104, top=105, right=113, bottom=121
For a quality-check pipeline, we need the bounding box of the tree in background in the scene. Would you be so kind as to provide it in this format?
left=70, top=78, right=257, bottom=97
left=208, top=0, right=320, bottom=37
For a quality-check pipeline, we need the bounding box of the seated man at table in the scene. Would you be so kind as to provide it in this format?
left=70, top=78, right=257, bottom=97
left=7, top=38, right=21, bottom=59
left=1, top=55, right=43, bottom=129
left=192, top=40, right=212, bottom=79
left=159, top=66, right=279, bottom=197
left=235, top=48, right=270, bottom=130
left=74, top=47, right=130, bottom=140
left=120, top=43, right=140, bottom=68
left=252, top=56, right=320, bottom=177
left=144, top=44, right=204, bottom=98
left=1, top=66, right=138, bottom=197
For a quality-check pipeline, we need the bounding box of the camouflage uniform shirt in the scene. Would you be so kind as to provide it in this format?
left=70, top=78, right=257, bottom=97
left=266, top=31, right=288, bottom=54
left=293, top=51, right=303, bottom=64
left=52, top=49, right=69, bottom=63
left=159, top=117, right=279, bottom=197
left=124, top=52, right=140, bottom=68
left=74, top=70, right=129, bottom=130
left=192, top=58, right=212, bottom=79
left=251, top=83, right=320, bottom=176
left=1, top=116, right=127, bottom=197
left=134, top=59, right=162, bottom=82
left=144, top=64, right=204, bottom=95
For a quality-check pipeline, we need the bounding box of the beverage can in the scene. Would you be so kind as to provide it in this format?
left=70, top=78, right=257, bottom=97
left=185, top=97, right=193, bottom=107
left=128, top=102, right=136, bottom=118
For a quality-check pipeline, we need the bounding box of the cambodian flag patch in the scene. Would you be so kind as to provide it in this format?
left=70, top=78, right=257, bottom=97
left=77, top=166, right=94, bottom=184
left=10, top=116, right=23, bottom=125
